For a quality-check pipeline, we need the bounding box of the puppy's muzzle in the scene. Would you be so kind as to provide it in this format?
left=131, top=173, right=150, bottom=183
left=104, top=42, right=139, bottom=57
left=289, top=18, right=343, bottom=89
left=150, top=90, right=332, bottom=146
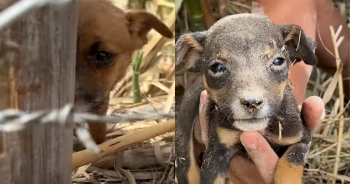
left=74, top=91, right=103, bottom=112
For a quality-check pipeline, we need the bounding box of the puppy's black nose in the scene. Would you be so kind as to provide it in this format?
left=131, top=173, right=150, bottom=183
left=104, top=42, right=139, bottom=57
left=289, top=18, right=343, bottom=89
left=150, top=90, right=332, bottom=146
left=241, top=95, right=264, bottom=109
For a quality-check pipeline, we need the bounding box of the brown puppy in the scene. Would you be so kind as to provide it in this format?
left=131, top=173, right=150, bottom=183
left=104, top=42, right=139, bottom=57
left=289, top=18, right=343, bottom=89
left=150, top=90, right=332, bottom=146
left=175, top=14, right=317, bottom=184
left=75, top=0, right=173, bottom=144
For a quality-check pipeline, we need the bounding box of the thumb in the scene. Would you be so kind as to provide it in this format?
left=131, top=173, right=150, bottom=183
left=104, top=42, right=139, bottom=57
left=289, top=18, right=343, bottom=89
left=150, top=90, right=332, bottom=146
left=300, top=96, right=325, bottom=134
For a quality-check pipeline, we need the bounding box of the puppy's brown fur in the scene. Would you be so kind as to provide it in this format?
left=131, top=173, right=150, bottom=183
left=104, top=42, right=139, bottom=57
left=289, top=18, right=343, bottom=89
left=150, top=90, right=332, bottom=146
left=175, top=14, right=317, bottom=184
left=75, top=0, right=173, bottom=144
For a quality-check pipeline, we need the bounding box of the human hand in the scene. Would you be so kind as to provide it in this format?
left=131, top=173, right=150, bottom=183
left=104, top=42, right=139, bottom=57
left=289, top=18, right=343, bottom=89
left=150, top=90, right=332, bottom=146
left=198, top=90, right=325, bottom=184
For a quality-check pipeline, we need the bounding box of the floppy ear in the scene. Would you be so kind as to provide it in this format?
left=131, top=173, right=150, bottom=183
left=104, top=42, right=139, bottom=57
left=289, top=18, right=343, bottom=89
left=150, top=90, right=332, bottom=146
left=175, top=31, right=206, bottom=72
left=280, top=24, right=317, bottom=65
left=125, top=10, right=173, bottom=49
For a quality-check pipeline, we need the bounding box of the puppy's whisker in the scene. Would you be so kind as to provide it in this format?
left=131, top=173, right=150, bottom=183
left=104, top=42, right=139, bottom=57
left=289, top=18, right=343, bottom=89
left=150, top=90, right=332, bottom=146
left=227, top=111, right=234, bottom=121
left=216, top=103, right=231, bottom=111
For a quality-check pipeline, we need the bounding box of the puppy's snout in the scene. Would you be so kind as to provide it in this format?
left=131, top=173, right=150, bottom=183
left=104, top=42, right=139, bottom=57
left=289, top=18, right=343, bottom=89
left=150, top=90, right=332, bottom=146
left=241, top=95, right=264, bottom=109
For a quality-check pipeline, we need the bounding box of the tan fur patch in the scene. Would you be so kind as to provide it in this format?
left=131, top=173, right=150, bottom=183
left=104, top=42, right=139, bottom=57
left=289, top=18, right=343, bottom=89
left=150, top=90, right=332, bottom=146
left=213, top=175, right=226, bottom=184
left=188, top=136, right=200, bottom=184
left=218, top=49, right=230, bottom=61
left=217, top=127, right=240, bottom=148
left=188, top=162, right=200, bottom=184
left=277, top=81, right=287, bottom=100
left=274, top=155, right=304, bottom=184
left=278, top=63, right=291, bottom=101
left=262, top=43, right=274, bottom=59
left=203, top=75, right=218, bottom=102
left=184, top=35, right=204, bottom=52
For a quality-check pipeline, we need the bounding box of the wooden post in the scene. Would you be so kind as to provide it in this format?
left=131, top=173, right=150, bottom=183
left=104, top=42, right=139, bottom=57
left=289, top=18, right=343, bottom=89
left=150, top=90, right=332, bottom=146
left=0, top=0, right=77, bottom=184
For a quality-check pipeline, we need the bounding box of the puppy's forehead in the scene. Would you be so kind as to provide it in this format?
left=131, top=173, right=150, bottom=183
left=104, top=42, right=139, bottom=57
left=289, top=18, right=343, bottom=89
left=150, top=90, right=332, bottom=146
left=203, top=14, right=285, bottom=56
left=208, top=14, right=279, bottom=34
left=206, top=14, right=282, bottom=44
left=78, top=0, right=134, bottom=52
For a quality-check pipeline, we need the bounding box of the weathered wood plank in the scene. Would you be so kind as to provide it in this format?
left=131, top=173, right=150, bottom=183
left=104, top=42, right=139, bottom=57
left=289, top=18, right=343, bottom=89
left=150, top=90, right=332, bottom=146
left=0, top=1, right=78, bottom=183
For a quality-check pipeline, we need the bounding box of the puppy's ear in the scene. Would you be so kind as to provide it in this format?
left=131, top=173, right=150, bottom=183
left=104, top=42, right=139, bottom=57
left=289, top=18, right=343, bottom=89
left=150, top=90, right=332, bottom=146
left=125, top=10, right=173, bottom=49
left=175, top=31, right=206, bottom=72
left=280, top=24, right=317, bottom=65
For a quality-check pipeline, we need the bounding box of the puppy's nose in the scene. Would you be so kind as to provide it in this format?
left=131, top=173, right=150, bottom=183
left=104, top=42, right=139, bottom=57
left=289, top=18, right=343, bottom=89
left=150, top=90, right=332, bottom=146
left=241, top=95, right=264, bottom=109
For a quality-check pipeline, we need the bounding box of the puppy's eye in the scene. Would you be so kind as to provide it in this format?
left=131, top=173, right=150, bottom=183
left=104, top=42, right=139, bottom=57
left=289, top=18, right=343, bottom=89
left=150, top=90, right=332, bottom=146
left=209, top=63, right=225, bottom=74
left=94, top=51, right=114, bottom=67
left=272, top=57, right=285, bottom=66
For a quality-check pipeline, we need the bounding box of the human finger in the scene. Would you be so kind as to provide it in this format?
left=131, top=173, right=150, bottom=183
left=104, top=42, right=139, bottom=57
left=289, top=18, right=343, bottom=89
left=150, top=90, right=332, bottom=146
left=199, top=90, right=209, bottom=147
left=300, top=96, right=325, bottom=134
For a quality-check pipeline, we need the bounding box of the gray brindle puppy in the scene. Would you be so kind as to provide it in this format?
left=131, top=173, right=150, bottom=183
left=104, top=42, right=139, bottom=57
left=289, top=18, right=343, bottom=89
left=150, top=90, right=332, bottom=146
left=175, top=13, right=317, bottom=184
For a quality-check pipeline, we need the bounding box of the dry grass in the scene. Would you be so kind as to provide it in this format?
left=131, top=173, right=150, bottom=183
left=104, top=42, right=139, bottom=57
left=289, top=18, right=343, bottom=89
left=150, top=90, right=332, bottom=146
left=72, top=0, right=176, bottom=183
left=175, top=0, right=350, bottom=184
left=303, top=24, right=350, bottom=184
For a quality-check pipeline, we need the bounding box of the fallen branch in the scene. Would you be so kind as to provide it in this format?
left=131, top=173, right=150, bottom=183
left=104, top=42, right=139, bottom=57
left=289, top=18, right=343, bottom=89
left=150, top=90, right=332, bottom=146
left=72, top=119, right=175, bottom=169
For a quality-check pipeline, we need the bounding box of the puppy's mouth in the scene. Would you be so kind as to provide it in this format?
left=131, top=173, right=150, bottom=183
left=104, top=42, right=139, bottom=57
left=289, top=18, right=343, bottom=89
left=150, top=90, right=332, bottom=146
left=74, top=94, right=105, bottom=113
left=232, top=117, right=270, bottom=131
left=234, top=117, right=269, bottom=121
left=86, top=100, right=104, bottom=113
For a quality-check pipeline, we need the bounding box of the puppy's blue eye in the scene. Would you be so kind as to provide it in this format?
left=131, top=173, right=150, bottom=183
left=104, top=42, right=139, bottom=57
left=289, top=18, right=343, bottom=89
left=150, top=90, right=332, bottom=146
left=273, top=57, right=284, bottom=66
left=210, top=63, right=225, bottom=74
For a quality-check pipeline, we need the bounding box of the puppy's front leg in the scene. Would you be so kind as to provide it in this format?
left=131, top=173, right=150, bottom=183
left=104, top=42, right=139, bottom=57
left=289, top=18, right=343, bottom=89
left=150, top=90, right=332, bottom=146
left=200, top=127, right=240, bottom=184
left=274, top=128, right=312, bottom=184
